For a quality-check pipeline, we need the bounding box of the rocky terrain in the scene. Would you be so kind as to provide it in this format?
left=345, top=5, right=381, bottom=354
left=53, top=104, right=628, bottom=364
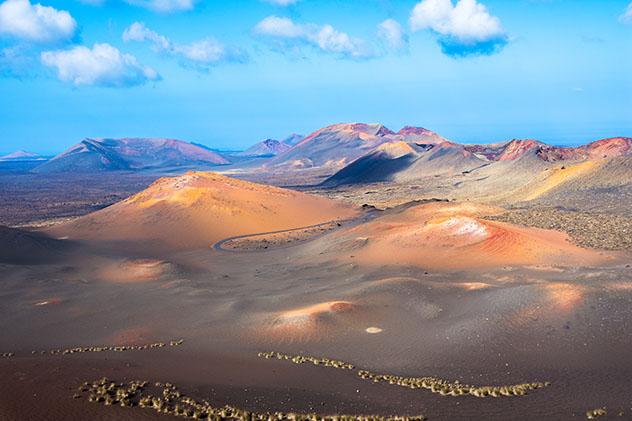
left=0, top=170, right=158, bottom=227
left=485, top=208, right=632, bottom=251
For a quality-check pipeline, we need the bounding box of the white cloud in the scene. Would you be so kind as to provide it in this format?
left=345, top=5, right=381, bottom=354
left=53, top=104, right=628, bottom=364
left=314, top=25, right=367, bottom=56
left=409, top=0, right=508, bottom=56
left=620, top=2, right=632, bottom=24
left=123, top=22, right=246, bottom=68
left=254, top=15, right=304, bottom=38
left=0, top=0, right=76, bottom=43
left=377, top=19, right=408, bottom=50
left=124, top=0, right=194, bottom=13
left=254, top=15, right=372, bottom=59
left=173, top=38, right=227, bottom=63
left=263, top=0, right=298, bottom=5
left=122, top=21, right=170, bottom=50
left=41, top=43, right=160, bottom=87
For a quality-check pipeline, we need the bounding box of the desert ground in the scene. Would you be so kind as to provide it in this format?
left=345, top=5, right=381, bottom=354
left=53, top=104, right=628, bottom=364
left=2, top=128, right=632, bottom=421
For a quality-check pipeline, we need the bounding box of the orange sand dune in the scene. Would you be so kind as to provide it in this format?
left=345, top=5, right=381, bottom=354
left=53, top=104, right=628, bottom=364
left=276, top=301, right=355, bottom=326
left=321, top=202, right=610, bottom=270
left=49, top=172, right=358, bottom=251
left=262, top=301, right=358, bottom=341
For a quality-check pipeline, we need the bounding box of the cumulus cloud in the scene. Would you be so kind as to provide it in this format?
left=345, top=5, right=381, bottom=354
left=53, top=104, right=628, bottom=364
left=409, top=0, right=508, bottom=57
left=124, top=0, right=194, bottom=13
left=377, top=19, right=408, bottom=51
left=620, top=2, right=632, bottom=24
left=123, top=22, right=246, bottom=69
left=123, top=21, right=170, bottom=50
left=254, top=16, right=372, bottom=59
left=255, top=15, right=304, bottom=38
left=41, top=43, right=160, bottom=87
left=0, top=0, right=76, bottom=43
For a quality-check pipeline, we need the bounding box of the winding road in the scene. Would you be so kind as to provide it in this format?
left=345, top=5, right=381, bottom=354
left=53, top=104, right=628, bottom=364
left=212, top=211, right=378, bottom=253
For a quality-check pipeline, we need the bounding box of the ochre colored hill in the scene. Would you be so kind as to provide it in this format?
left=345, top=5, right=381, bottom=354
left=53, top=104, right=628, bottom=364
left=49, top=172, right=358, bottom=251
left=311, top=202, right=610, bottom=270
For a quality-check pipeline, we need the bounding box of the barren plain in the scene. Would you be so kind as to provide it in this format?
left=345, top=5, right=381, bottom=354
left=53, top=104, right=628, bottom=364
left=2, top=126, right=632, bottom=421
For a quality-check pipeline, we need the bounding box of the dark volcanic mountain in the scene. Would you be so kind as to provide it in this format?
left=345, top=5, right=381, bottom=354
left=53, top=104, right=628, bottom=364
left=318, top=124, right=632, bottom=192
left=267, top=123, right=396, bottom=171
left=464, top=137, right=632, bottom=163
left=323, top=139, right=485, bottom=186
left=33, top=138, right=229, bottom=173
left=267, top=123, right=461, bottom=174
left=321, top=142, right=419, bottom=186
left=238, top=139, right=292, bottom=157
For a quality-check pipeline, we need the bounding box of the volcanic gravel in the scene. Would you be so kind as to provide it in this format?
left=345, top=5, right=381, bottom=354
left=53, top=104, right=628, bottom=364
left=486, top=208, right=632, bottom=251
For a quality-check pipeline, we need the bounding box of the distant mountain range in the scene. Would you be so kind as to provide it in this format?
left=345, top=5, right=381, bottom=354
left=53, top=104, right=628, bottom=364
left=253, top=123, right=627, bottom=211
left=241, top=122, right=629, bottom=188
left=7, top=125, right=631, bottom=186
left=267, top=123, right=405, bottom=171
left=32, top=138, right=230, bottom=173
left=463, top=137, right=632, bottom=162
left=25, top=133, right=307, bottom=173
left=324, top=134, right=632, bottom=187
left=0, top=150, right=46, bottom=161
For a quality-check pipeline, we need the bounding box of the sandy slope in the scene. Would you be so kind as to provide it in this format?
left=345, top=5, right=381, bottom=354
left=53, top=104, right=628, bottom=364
left=2, top=173, right=631, bottom=421
left=519, top=160, right=600, bottom=201
left=307, top=202, right=610, bottom=270
left=49, top=172, right=358, bottom=251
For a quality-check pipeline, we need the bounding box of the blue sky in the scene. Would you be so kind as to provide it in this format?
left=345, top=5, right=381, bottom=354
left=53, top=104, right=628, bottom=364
left=0, top=0, right=631, bottom=154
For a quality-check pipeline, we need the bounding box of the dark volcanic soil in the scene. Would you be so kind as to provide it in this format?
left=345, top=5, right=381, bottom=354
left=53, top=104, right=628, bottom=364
left=0, top=169, right=157, bottom=226
left=1, top=218, right=632, bottom=420
left=3, top=168, right=632, bottom=420
left=485, top=208, right=632, bottom=251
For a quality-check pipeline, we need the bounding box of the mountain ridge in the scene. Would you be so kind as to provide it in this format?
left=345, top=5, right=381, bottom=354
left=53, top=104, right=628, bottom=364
left=0, top=150, right=46, bottom=161
left=33, top=138, right=229, bottom=173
